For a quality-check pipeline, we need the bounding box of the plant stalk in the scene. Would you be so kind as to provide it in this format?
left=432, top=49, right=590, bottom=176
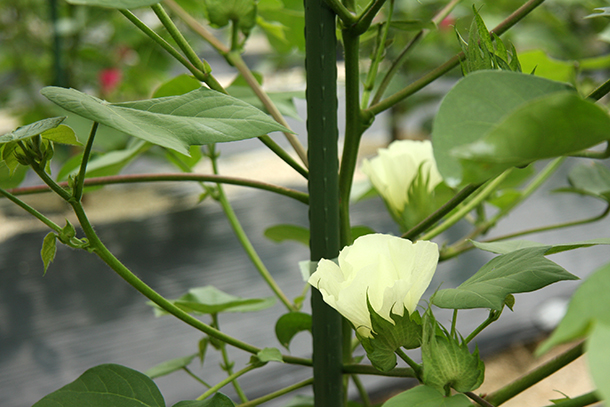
left=237, top=378, right=314, bottom=407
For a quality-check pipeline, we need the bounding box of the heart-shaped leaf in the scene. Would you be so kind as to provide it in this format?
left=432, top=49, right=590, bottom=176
left=33, top=364, right=165, bottom=407
left=275, top=312, right=312, bottom=349
left=433, top=247, right=578, bottom=310
left=41, top=87, right=290, bottom=155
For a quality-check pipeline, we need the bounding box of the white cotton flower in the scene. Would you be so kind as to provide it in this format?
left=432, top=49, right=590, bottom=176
left=362, top=139, right=443, bottom=214
left=308, top=234, right=439, bottom=338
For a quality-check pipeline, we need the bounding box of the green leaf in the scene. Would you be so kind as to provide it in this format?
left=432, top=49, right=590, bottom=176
left=275, top=312, right=312, bottom=349
left=0, top=161, right=28, bottom=189
left=173, top=393, right=235, bottom=407
left=421, top=311, right=484, bottom=393
left=257, top=0, right=304, bottom=53
left=151, top=286, right=275, bottom=316
left=64, top=0, right=160, bottom=8
left=204, top=0, right=256, bottom=36
left=558, top=162, right=610, bottom=202
left=256, top=347, right=283, bottom=363
left=453, top=92, right=610, bottom=185
left=518, top=50, right=576, bottom=82
left=0, top=117, right=66, bottom=144
left=357, top=301, right=423, bottom=372
left=432, top=71, right=573, bottom=187
left=41, top=124, right=82, bottom=146
left=587, top=322, right=610, bottom=404
left=382, top=385, right=472, bottom=407
left=41, top=232, right=57, bottom=276
left=264, top=224, right=309, bottom=245
left=33, top=364, right=165, bottom=407
left=433, top=247, right=578, bottom=310
left=471, top=238, right=610, bottom=255
left=153, top=75, right=202, bottom=98
left=226, top=82, right=303, bottom=120
left=145, top=354, right=197, bottom=379
left=41, top=87, right=290, bottom=156
left=537, top=262, right=610, bottom=355
left=586, top=7, right=610, bottom=18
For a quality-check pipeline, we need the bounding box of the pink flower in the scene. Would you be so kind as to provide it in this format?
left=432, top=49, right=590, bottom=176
left=99, top=68, right=122, bottom=95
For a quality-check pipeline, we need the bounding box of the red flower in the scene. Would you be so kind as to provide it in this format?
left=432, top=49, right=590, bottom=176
left=99, top=68, right=122, bottom=95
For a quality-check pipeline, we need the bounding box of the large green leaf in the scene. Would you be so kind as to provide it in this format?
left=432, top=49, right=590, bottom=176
left=432, top=247, right=578, bottom=310
left=0, top=117, right=66, bottom=144
left=382, top=385, right=472, bottom=407
left=587, top=322, right=610, bottom=404
left=65, top=0, right=160, bottom=8
left=145, top=354, right=196, bottom=379
left=538, top=262, right=610, bottom=355
left=172, top=394, right=235, bottom=407
left=453, top=92, right=610, bottom=185
left=41, top=87, right=290, bottom=155
left=471, top=238, right=610, bottom=255
left=432, top=71, right=573, bottom=187
left=33, top=364, right=165, bottom=407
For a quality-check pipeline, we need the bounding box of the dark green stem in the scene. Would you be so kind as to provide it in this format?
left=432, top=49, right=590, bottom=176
left=402, top=183, right=480, bottom=241
left=258, top=136, right=309, bottom=178
left=305, top=0, right=344, bottom=404
left=7, top=173, right=309, bottom=205
left=351, top=375, right=372, bottom=407
left=0, top=187, right=62, bottom=233
left=236, top=378, right=314, bottom=407
left=465, top=392, right=495, bottom=407
left=366, top=0, right=547, bottom=115
left=338, top=29, right=364, bottom=247
left=213, top=314, right=248, bottom=403
left=73, top=121, right=98, bottom=202
left=485, top=342, right=585, bottom=406
left=540, top=391, right=599, bottom=407
left=343, top=364, right=415, bottom=377
left=324, top=0, right=356, bottom=25
left=28, top=160, right=71, bottom=201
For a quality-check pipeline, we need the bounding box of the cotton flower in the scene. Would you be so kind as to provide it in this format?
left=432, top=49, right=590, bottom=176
left=308, top=234, right=439, bottom=337
left=362, top=139, right=443, bottom=215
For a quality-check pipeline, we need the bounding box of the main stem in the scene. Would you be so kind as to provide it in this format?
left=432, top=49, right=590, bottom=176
left=305, top=0, right=344, bottom=405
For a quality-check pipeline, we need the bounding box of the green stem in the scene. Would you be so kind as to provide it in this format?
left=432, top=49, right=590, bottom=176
left=395, top=348, right=422, bottom=380
left=324, top=0, right=356, bottom=25
left=402, top=183, right=480, bottom=241
left=213, top=314, right=249, bottom=403
left=183, top=367, right=212, bottom=388
left=237, top=378, right=314, bottom=407
left=196, top=364, right=257, bottom=401
left=73, top=122, right=98, bottom=202
left=305, top=0, right=344, bottom=404
left=361, top=0, right=393, bottom=109
left=366, top=0, right=547, bottom=115
left=540, top=391, right=599, bottom=407
left=28, top=160, right=72, bottom=201
left=569, top=141, right=610, bottom=159
left=370, top=0, right=462, bottom=106
left=419, top=170, right=512, bottom=241
left=119, top=9, right=205, bottom=81
left=485, top=342, right=585, bottom=406
left=339, top=29, right=364, bottom=247
left=450, top=309, right=458, bottom=337
left=465, top=392, right=495, bottom=407
left=0, top=187, right=62, bottom=233
left=210, top=150, right=296, bottom=312
left=588, top=77, right=610, bottom=101
left=7, top=173, right=309, bottom=205
left=342, top=364, right=415, bottom=377
left=464, top=309, right=501, bottom=344
left=351, top=375, right=372, bottom=407
left=353, top=0, right=388, bottom=35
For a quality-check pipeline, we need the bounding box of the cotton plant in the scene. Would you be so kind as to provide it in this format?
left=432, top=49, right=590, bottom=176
left=362, top=139, right=449, bottom=232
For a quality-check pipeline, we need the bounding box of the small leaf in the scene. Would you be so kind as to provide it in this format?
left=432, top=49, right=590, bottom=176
left=33, top=364, right=165, bottom=407
left=518, top=50, right=576, bottom=82
left=471, top=238, right=610, bottom=255
left=146, top=354, right=197, bottom=379
left=256, top=347, right=283, bottom=363
left=538, top=261, right=610, bottom=355
left=41, top=232, right=57, bottom=276
left=173, top=393, right=235, bottom=407
left=41, top=124, right=81, bottom=146
left=382, top=385, right=472, bottom=407
left=433, top=247, right=578, bottom=310
left=41, top=87, right=290, bottom=155
left=559, top=162, right=610, bottom=202
left=0, top=117, right=66, bottom=144
left=587, top=322, right=610, bottom=404
left=264, top=224, right=309, bottom=245
left=205, top=0, right=257, bottom=36
left=275, top=312, right=312, bottom=349
left=64, top=0, right=160, bottom=8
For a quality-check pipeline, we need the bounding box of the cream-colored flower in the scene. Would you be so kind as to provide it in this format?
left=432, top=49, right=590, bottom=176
left=308, top=234, right=439, bottom=337
left=362, top=140, right=443, bottom=214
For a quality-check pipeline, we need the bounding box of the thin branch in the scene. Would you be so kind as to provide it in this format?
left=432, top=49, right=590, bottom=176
left=236, top=378, right=314, bottom=407
left=324, top=0, right=357, bottom=25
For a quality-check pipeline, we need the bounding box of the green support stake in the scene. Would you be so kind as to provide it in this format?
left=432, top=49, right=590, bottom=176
left=304, top=0, right=344, bottom=406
